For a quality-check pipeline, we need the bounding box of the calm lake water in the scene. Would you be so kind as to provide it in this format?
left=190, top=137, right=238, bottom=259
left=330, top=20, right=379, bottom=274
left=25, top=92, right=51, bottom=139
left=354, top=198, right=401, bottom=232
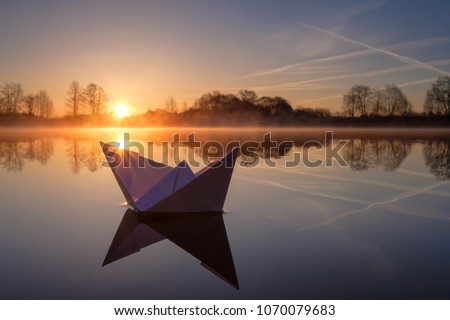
left=1, top=128, right=450, bottom=299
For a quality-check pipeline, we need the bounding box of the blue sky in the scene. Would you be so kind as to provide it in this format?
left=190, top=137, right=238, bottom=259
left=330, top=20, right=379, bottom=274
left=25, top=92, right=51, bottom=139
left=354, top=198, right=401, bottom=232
left=1, top=0, right=449, bottom=115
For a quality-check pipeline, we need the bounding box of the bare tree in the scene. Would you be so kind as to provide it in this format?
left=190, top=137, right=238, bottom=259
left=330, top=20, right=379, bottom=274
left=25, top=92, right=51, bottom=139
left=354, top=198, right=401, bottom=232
left=383, top=84, right=410, bottom=115
left=239, top=89, right=258, bottom=104
left=424, top=91, right=436, bottom=115
left=355, top=85, right=370, bottom=116
left=424, top=76, right=450, bottom=115
left=257, top=96, right=293, bottom=115
left=164, top=96, right=178, bottom=113
left=342, top=85, right=371, bottom=117
left=181, top=101, right=188, bottom=112
left=84, top=83, right=108, bottom=115
left=342, top=89, right=357, bottom=117
left=23, top=93, right=37, bottom=116
left=0, top=82, right=24, bottom=114
left=65, top=80, right=83, bottom=116
left=35, top=90, right=53, bottom=118
left=368, top=87, right=385, bottom=116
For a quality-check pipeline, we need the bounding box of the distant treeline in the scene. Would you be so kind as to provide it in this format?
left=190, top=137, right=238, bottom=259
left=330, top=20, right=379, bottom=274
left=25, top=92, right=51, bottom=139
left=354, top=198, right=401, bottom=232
left=0, top=80, right=108, bottom=119
left=342, top=76, right=450, bottom=117
left=0, top=76, right=450, bottom=127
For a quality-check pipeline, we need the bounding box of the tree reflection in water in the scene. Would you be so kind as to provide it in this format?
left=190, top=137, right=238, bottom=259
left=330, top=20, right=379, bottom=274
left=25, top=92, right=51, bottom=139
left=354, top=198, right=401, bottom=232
left=423, top=140, right=450, bottom=180
left=1, top=132, right=450, bottom=181
left=343, top=139, right=412, bottom=171
left=65, top=139, right=103, bottom=174
left=0, top=138, right=54, bottom=172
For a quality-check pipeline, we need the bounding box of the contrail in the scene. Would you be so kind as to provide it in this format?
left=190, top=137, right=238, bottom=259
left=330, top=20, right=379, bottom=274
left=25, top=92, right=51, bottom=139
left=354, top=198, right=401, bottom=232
left=301, top=94, right=343, bottom=103
left=236, top=50, right=373, bottom=79
left=397, top=78, right=436, bottom=88
left=216, top=58, right=450, bottom=93
left=336, top=0, right=390, bottom=21
left=297, top=21, right=450, bottom=76
left=242, top=59, right=450, bottom=92
left=237, top=37, right=450, bottom=79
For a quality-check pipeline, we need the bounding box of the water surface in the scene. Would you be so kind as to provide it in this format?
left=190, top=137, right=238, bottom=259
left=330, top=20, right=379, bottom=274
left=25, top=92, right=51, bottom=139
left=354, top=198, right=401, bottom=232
left=1, top=128, right=449, bottom=299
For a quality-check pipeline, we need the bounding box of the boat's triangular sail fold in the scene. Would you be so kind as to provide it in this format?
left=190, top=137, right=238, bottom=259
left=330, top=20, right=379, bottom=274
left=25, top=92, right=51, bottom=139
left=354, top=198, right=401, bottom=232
left=101, top=142, right=239, bottom=213
left=148, top=147, right=239, bottom=212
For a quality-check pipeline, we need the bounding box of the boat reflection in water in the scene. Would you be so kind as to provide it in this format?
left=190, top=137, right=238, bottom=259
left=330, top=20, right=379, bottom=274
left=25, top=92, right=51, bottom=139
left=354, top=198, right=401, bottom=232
left=103, top=209, right=239, bottom=289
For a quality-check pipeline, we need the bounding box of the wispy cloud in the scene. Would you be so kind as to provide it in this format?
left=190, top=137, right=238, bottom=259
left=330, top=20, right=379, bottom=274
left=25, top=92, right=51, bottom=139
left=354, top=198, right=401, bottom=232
left=330, top=0, right=390, bottom=22
left=239, top=59, right=450, bottom=92
left=238, top=37, right=450, bottom=80
left=236, top=50, right=371, bottom=79
left=397, top=78, right=437, bottom=88
left=301, top=95, right=343, bottom=104
left=297, top=22, right=450, bottom=76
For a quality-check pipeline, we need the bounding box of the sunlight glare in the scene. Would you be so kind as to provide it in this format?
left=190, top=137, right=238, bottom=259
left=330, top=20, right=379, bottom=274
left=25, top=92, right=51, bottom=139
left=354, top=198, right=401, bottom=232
left=117, top=133, right=125, bottom=149
left=115, top=104, right=129, bottom=118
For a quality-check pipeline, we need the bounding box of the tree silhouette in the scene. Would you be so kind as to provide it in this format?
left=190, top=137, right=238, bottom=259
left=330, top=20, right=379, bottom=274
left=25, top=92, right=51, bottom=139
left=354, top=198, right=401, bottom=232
left=35, top=90, right=53, bottom=118
left=342, top=85, right=370, bottom=117
left=257, top=96, right=293, bottom=116
left=84, top=83, right=108, bottom=115
left=342, top=88, right=357, bottom=117
left=0, top=82, right=24, bottom=114
left=424, top=76, right=450, bottom=115
left=65, top=80, right=84, bottom=116
left=383, top=84, right=410, bottom=116
left=368, top=87, right=385, bottom=116
left=342, top=84, right=411, bottom=117
left=239, top=89, right=258, bottom=104
left=164, top=96, right=178, bottom=113
left=23, top=93, right=37, bottom=116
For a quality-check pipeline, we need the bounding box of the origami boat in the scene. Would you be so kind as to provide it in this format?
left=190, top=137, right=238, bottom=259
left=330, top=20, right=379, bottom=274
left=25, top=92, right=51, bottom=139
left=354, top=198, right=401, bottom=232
left=100, top=142, right=239, bottom=213
left=103, top=209, right=239, bottom=289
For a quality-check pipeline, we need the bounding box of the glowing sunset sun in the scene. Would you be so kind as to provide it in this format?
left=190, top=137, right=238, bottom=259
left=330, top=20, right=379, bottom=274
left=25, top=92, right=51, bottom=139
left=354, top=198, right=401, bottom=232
left=114, top=105, right=129, bottom=118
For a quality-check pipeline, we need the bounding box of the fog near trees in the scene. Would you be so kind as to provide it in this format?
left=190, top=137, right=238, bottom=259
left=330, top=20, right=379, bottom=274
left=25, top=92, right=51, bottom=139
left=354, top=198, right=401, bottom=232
left=1, top=76, right=450, bottom=126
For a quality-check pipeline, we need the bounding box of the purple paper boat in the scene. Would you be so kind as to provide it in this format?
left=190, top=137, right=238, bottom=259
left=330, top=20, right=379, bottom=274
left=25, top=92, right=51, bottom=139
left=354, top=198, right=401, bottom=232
left=100, top=142, right=239, bottom=213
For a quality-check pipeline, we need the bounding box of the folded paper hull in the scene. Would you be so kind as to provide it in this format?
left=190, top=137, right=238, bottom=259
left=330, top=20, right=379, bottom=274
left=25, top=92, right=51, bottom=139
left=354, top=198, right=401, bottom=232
left=101, top=142, right=239, bottom=213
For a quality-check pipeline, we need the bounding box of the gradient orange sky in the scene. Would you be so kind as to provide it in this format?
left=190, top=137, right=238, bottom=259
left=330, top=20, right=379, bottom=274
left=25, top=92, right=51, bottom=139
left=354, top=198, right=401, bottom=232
left=1, top=0, right=450, bottom=116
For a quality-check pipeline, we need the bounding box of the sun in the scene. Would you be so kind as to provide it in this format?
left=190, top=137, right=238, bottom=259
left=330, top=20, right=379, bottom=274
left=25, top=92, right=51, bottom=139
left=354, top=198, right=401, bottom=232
left=115, top=104, right=129, bottom=118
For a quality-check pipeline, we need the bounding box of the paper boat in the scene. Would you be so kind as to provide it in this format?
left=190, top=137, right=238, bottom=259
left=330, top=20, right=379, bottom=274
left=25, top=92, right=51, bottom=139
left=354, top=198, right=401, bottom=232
left=100, top=142, right=239, bottom=212
left=103, top=209, right=239, bottom=289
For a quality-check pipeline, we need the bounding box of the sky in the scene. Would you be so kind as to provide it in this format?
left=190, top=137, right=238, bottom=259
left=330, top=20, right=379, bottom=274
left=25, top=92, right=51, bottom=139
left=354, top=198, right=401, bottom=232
left=1, top=0, right=450, bottom=116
